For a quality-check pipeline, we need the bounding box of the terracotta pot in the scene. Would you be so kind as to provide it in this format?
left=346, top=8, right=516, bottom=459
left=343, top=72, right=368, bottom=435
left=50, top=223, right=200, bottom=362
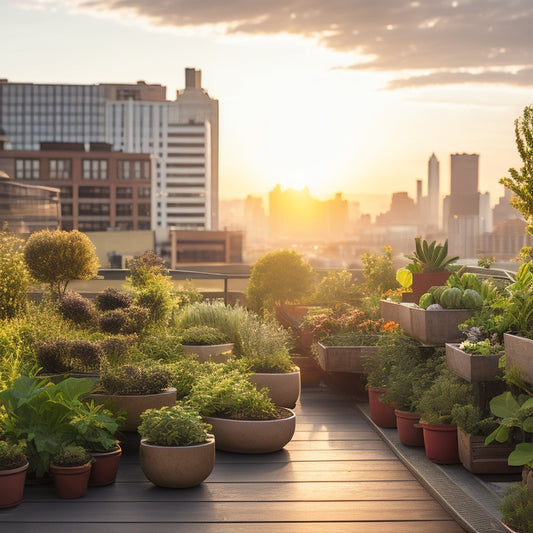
left=204, top=408, right=296, bottom=454
left=140, top=435, right=215, bottom=488
left=90, top=388, right=178, bottom=432
left=182, top=343, right=234, bottom=363
left=407, top=271, right=451, bottom=303
left=249, top=369, right=301, bottom=408
left=394, top=410, right=424, bottom=447
left=0, top=461, right=29, bottom=509
left=50, top=462, right=92, bottom=499
left=368, top=387, right=396, bottom=428
left=89, top=446, right=122, bottom=486
left=421, top=423, right=460, bottom=464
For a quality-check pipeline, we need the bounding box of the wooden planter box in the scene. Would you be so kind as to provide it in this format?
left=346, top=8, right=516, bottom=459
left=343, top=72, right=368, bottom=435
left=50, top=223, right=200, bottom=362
left=504, top=333, right=533, bottom=386
left=457, top=427, right=520, bottom=474
left=380, top=300, right=415, bottom=336
left=409, top=307, right=474, bottom=345
left=315, top=342, right=379, bottom=373
left=445, top=343, right=503, bottom=383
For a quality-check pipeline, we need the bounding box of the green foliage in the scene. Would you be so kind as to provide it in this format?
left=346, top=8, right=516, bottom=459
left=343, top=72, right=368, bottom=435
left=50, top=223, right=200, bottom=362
left=246, top=250, right=314, bottom=314
left=58, top=291, right=96, bottom=325
left=23, top=229, right=99, bottom=299
left=98, top=364, right=172, bottom=395
left=416, top=369, right=473, bottom=425
left=166, top=358, right=206, bottom=399
left=458, top=339, right=504, bottom=355
left=0, top=230, right=30, bottom=319
left=138, top=404, right=211, bottom=446
left=35, top=338, right=104, bottom=374
left=126, top=250, right=169, bottom=289
left=500, top=105, right=533, bottom=236
left=361, top=245, right=398, bottom=296
left=99, top=306, right=150, bottom=335
left=51, top=445, right=92, bottom=467
left=0, top=376, right=96, bottom=477
left=237, top=349, right=294, bottom=374
left=405, top=237, right=459, bottom=273
left=314, top=270, right=361, bottom=306
left=187, top=366, right=278, bottom=420
left=0, top=440, right=27, bottom=470
left=477, top=256, right=495, bottom=269
left=180, top=325, right=230, bottom=346
left=97, top=334, right=139, bottom=366
left=450, top=404, right=497, bottom=436
left=500, top=483, right=533, bottom=533
left=175, top=279, right=204, bottom=308
left=132, top=275, right=175, bottom=325
left=94, top=288, right=132, bottom=311
left=135, top=334, right=184, bottom=362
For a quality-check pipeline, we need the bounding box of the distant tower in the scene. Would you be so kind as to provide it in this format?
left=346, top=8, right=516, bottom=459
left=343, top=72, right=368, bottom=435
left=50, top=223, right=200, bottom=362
left=428, top=153, right=440, bottom=228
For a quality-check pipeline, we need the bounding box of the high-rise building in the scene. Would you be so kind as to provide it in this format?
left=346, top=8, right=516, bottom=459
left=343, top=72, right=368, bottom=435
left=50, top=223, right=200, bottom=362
left=428, top=153, right=440, bottom=228
left=0, top=69, right=218, bottom=235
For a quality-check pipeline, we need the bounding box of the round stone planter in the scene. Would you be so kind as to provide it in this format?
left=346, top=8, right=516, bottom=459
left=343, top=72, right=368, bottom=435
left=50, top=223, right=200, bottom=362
left=89, top=445, right=122, bottom=486
left=204, top=408, right=296, bottom=454
left=0, top=461, right=29, bottom=509
left=249, top=368, right=301, bottom=408
left=90, top=388, right=178, bottom=432
left=421, top=423, right=460, bottom=464
left=368, top=387, right=397, bottom=428
left=139, top=435, right=215, bottom=488
left=395, top=410, right=424, bottom=447
left=182, top=343, right=234, bottom=363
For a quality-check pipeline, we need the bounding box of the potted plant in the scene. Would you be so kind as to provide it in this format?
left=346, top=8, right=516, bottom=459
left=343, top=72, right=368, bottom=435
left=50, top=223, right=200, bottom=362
left=180, top=325, right=234, bottom=363
left=71, top=401, right=124, bottom=486
left=499, top=483, right=533, bottom=533
left=90, top=363, right=177, bottom=432
left=138, top=404, right=215, bottom=488
left=0, top=441, right=29, bottom=509
left=451, top=404, right=520, bottom=474
left=187, top=366, right=296, bottom=454
left=416, top=369, right=474, bottom=464
left=397, top=237, right=459, bottom=303
left=49, top=445, right=93, bottom=499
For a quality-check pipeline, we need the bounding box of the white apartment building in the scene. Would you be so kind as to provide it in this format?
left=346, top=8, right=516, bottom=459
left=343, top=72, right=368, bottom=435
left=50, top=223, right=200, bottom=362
left=0, top=69, right=218, bottom=235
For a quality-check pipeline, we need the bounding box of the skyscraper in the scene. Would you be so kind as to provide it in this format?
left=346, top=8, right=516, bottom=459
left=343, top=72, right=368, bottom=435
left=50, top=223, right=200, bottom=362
left=427, top=153, right=440, bottom=228
left=0, top=69, right=218, bottom=234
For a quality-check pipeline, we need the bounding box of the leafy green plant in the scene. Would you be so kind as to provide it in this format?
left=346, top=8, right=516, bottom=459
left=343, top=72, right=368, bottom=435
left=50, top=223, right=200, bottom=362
left=23, top=229, right=99, bottom=299
left=314, top=270, right=361, bottom=306
left=180, top=326, right=230, bottom=346
left=500, top=104, right=533, bottom=236
left=51, top=445, right=92, bottom=467
left=0, top=230, right=30, bottom=319
left=500, top=483, right=533, bottom=533
left=416, top=369, right=473, bottom=425
left=138, top=404, right=211, bottom=446
left=98, top=364, right=172, bottom=395
left=0, top=440, right=27, bottom=470
left=126, top=251, right=169, bottom=289
left=450, top=404, right=498, bottom=436
left=402, top=238, right=459, bottom=277
left=133, top=275, right=175, bottom=326
left=458, top=338, right=504, bottom=355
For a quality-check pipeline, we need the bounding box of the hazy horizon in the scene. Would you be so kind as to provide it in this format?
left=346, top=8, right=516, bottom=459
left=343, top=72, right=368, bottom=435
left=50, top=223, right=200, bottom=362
left=3, top=1, right=532, bottom=204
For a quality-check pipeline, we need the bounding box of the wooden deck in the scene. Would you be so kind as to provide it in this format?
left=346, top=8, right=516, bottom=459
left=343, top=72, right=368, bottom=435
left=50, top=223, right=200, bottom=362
left=0, top=387, right=465, bottom=532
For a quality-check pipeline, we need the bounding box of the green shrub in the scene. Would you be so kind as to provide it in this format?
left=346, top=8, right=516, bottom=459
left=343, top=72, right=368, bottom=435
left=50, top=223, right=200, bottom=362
left=51, top=445, right=92, bottom=467
left=138, top=404, right=211, bottom=446
left=0, top=230, right=30, bottom=319
left=58, top=291, right=96, bottom=325
left=137, top=334, right=184, bottom=362
left=499, top=483, right=533, bottom=532
left=98, top=334, right=138, bottom=365
left=35, top=338, right=103, bottom=373
left=0, top=440, right=27, bottom=470
left=99, top=306, right=150, bottom=335
left=180, top=325, right=230, bottom=346
left=175, top=279, right=203, bottom=308
left=94, top=288, right=132, bottom=311
left=99, top=364, right=172, bottom=395
left=134, top=276, right=175, bottom=325
left=127, top=250, right=169, bottom=289
left=166, top=358, right=205, bottom=399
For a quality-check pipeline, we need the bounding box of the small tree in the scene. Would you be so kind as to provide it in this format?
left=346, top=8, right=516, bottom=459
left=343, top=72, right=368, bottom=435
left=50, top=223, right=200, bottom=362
left=23, top=229, right=100, bottom=299
left=500, top=105, right=533, bottom=235
left=246, top=250, right=314, bottom=315
left=0, top=230, right=30, bottom=319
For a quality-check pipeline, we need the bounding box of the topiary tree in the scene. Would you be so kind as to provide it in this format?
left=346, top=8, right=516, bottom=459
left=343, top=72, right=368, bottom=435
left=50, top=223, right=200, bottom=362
left=23, top=229, right=100, bottom=299
left=0, top=229, right=30, bottom=319
left=500, top=105, right=533, bottom=235
left=246, top=250, right=314, bottom=315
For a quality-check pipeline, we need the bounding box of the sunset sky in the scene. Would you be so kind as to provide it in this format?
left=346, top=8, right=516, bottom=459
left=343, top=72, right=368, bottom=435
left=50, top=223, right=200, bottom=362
left=3, top=0, right=533, bottom=209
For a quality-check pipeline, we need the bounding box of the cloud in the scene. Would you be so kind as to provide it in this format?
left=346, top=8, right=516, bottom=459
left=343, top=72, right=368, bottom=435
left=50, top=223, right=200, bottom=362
left=74, top=0, right=533, bottom=88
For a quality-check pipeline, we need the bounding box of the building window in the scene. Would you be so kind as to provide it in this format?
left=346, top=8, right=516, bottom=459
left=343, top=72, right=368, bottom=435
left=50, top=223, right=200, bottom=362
left=117, top=160, right=131, bottom=180
left=116, top=204, right=132, bottom=216
left=78, top=221, right=109, bottom=231
left=79, top=203, right=110, bottom=216
left=49, top=159, right=72, bottom=180
left=82, top=159, right=108, bottom=180
left=116, top=187, right=132, bottom=199
left=15, top=159, right=40, bottom=180
left=79, top=186, right=110, bottom=199
left=138, top=186, right=150, bottom=198
left=138, top=221, right=151, bottom=230
left=59, top=186, right=73, bottom=199
left=138, top=204, right=150, bottom=217
left=116, top=221, right=133, bottom=230
left=61, top=204, right=73, bottom=216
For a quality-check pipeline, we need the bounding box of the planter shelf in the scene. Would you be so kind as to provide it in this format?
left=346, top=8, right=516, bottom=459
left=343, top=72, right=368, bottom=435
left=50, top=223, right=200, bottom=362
left=504, top=334, right=533, bottom=386
left=445, top=343, right=503, bottom=383
left=315, top=342, right=379, bottom=374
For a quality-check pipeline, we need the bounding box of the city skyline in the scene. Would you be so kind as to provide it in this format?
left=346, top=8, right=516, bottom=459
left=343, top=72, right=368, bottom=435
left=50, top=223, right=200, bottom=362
left=3, top=1, right=533, bottom=203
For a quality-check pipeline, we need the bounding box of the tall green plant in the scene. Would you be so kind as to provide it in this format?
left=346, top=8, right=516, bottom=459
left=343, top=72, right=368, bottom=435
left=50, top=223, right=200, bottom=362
left=500, top=105, right=533, bottom=236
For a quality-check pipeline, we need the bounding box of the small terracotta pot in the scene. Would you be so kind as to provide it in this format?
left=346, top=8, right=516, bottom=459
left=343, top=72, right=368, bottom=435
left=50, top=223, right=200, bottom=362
left=368, top=387, right=396, bottom=428
left=0, top=461, right=29, bottom=508
left=89, top=446, right=122, bottom=486
left=395, top=410, right=424, bottom=447
left=50, top=462, right=92, bottom=499
left=421, top=423, right=460, bottom=464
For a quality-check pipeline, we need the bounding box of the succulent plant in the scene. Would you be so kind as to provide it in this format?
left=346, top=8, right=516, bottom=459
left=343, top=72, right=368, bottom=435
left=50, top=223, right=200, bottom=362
left=406, top=238, right=459, bottom=273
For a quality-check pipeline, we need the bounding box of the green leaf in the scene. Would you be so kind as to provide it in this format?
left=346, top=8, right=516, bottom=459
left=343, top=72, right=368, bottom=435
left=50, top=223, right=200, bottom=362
left=489, top=391, right=520, bottom=418
left=508, top=442, right=533, bottom=467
